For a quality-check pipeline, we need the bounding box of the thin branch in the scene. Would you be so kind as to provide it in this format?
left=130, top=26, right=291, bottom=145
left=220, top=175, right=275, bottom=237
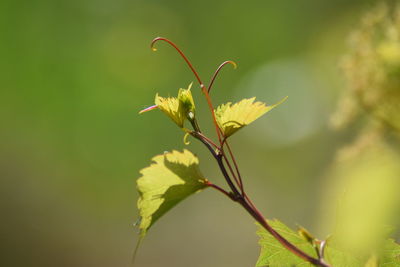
left=194, top=124, right=330, bottom=267
left=150, top=37, right=224, bottom=148
left=222, top=155, right=242, bottom=191
left=196, top=132, right=220, bottom=149
left=223, top=140, right=244, bottom=195
left=205, top=181, right=234, bottom=200
left=238, top=197, right=331, bottom=267
left=151, top=37, right=204, bottom=87
left=208, top=61, right=237, bottom=94
left=201, top=86, right=223, bottom=144
left=190, top=131, right=241, bottom=196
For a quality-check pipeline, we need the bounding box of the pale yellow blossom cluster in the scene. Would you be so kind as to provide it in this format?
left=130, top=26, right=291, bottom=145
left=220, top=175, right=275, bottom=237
left=332, top=3, right=400, bottom=131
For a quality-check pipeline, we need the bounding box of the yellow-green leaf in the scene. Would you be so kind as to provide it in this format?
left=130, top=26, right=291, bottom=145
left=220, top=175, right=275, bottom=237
left=136, top=149, right=207, bottom=237
left=154, top=83, right=195, bottom=127
left=155, top=94, right=185, bottom=127
left=256, top=220, right=317, bottom=267
left=379, top=239, right=400, bottom=266
left=256, top=220, right=362, bottom=267
left=323, top=239, right=363, bottom=267
left=215, top=96, right=287, bottom=137
left=178, top=82, right=195, bottom=116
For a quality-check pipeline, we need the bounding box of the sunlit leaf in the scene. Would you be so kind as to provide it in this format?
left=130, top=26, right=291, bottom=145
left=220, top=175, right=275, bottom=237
left=215, top=97, right=287, bottom=137
left=323, top=239, right=362, bottom=267
left=136, top=149, right=207, bottom=237
left=256, top=220, right=364, bottom=267
left=256, top=219, right=317, bottom=267
left=142, top=83, right=195, bottom=128
left=178, top=82, right=195, bottom=115
left=155, top=94, right=185, bottom=127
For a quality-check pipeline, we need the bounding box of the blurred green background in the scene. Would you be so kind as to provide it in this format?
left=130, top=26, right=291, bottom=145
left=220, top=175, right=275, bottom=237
left=0, top=0, right=395, bottom=266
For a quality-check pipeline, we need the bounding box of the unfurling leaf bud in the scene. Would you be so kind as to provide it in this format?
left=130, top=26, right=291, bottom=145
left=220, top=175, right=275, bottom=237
left=141, top=83, right=196, bottom=128
left=155, top=94, right=185, bottom=128
left=298, top=227, right=316, bottom=245
left=178, top=83, right=196, bottom=121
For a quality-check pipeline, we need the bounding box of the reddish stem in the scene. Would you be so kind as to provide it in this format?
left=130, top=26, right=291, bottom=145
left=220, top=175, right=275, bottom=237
left=208, top=61, right=237, bottom=94
left=151, top=37, right=204, bottom=87
left=222, top=154, right=242, bottom=191
left=151, top=37, right=223, bottom=144
left=201, top=86, right=223, bottom=144
left=223, top=140, right=244, bottom=195
left=196, top=132, right=219, bottom=149
left=205, top=181, right=233, bottom=200
left=238, top=197, right=330, bottom=267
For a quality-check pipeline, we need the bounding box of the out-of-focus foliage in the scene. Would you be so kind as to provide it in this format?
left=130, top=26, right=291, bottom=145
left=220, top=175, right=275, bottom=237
left=319, top=130, right=400, bottom=260
left=332, top=3, right=400, bottom=131
left=323, top=3, right=400, bottom=260
left=323, top=3, right=400, bottom=263
left=380, top=238, right=400, bottom=266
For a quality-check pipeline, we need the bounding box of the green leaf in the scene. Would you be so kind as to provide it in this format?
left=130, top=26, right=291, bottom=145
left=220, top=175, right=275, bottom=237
left=154, top=83, right=195, bottom=128
left=323, top=238, right=400, bottom=267
left=327, top=238, right=400, bottom=267
left=256, top=220, right=364, bottom=267
left=379, top=239, right=400, bottom=266
left=256, top=219, right=317, bottom=267
left=178, top=82, right=196, bottom=116
left=215, top=96, right=287, bottom=137
left=136, top=149, right=207, bottom=237
left=323, top=239, right=362, bottom=267
left=155, top=94, right=184, bottom=127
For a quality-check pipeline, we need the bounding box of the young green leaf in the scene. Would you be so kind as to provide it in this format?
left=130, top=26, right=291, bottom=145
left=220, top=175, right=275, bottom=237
left=155, top=94, right=185, bottom=127
left=151, top=83, right=195, bottom=128
left=178, top=82, right=196, bottom=117
left=256, top=220, right=365, bottom=267
left=136, top=149, right=207, bottom=237
left=256, top=219, right=317, bottom=267
left=379, top=239, right=400, bottom=266
left=214, top=96, right=287, bottom=137
left=323, top=239, right=362, bottom=267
